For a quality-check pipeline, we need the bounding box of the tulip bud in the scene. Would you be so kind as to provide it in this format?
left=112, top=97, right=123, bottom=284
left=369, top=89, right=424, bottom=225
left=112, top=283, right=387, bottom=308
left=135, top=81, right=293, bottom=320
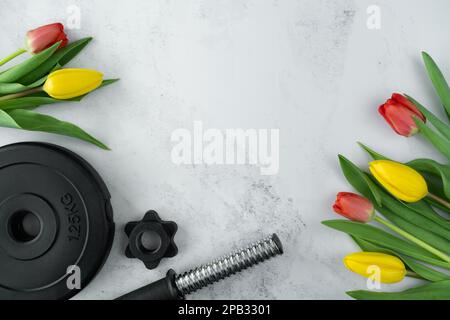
left=379, top=93, right=426, bottom=137
left=332, top=192, right=375, bottom=223
left=369, top=160, right=428, bottom=202
left=344, top=252, right=406, bottom=284
left=25, top=23, right=68, bottom=54
left=43, top=69, right=103, bottom=100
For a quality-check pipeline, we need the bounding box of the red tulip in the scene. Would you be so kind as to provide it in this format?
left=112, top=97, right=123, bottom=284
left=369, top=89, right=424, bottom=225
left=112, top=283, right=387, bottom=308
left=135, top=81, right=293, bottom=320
left=332, top=192, right=375, bottom=223
left=379, top=93, right=426, bottom=137
left=0, top=23, right=69, bottom=67
left=25, top=23, right=68, bottom=54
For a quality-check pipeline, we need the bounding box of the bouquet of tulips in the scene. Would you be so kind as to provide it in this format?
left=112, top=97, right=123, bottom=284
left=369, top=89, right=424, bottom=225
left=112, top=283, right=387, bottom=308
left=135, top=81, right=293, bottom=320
left=323, top=52, right=450, bottom=299
left=0, top=23, right=118, bottom=149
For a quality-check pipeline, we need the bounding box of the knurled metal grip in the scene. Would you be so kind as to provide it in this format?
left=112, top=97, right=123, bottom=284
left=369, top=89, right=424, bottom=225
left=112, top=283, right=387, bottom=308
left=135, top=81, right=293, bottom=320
left=175, top=234, right=283, bottom=295
left=116, top=234, right=283, bottom=300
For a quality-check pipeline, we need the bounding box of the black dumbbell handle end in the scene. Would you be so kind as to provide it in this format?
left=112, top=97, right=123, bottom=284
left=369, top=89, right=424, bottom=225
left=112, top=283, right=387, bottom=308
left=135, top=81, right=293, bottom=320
left=115, top=270, right=183, bottom=300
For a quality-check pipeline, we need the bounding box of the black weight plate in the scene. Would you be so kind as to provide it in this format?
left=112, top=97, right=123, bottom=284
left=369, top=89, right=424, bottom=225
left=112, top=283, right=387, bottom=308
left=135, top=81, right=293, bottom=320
left=0, top=142, right=114, bottom=300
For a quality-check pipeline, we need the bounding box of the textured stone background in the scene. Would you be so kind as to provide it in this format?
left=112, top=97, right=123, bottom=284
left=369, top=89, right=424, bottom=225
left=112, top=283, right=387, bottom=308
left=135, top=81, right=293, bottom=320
left=0, top=0, right=449, bottom=299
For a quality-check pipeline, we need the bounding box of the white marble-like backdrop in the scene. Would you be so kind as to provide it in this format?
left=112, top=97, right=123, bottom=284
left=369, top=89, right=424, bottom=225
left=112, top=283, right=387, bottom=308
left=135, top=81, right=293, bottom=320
left=0, top=0, right=449, bottom=299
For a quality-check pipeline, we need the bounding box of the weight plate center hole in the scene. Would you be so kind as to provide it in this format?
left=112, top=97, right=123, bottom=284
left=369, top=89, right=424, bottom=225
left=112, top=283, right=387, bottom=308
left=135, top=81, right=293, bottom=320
left=138, top=230, right=162, bottom=254
left=9, top=210, right=42, bottom=243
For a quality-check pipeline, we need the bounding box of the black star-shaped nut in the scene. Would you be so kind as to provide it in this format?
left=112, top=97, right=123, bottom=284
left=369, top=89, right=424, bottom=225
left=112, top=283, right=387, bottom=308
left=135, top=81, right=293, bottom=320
left=125, top=211, right=178, bottom=270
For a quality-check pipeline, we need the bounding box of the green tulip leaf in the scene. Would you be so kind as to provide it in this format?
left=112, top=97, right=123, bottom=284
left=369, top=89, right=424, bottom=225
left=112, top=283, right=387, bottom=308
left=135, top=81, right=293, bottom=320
left=352, top=235, right=387, bottom=252
left=0, top=97, right=63, bottom=111
left=322, top=220, right=450, bottom=269
left=338, top=155, right=382, bottom=206
left=352, top=236, right=450, bottom=282
left=0, top=109, right=20, bottom=128
left=18, top=37, right=93, bottom=85
left=422, top=52, right=450, bottom=120
left=426, top=200, right=450, bottom=218
left=347, top=280, right=450, bottom=300
left=0, top=76, right=47, bottom=96
left=406, top=95, right=450, bottom=141
left=408, top=158, right=450, bottom=200
left=414, top=117, right=450, bottom=160
left=365, top=175, right=450, bottom=238
left=6, top=109, right=109, bottom=150
left=358, top=142, right=390, bottom=161
left=406, top=200, right=450, bottom=231
left=0, top=80, right=118, bottom=148
left=358, top=143, right=450, bottom=225
left=377, top=206, right=450, bottom=254
left=403, top=259, right=450, bottom=282
left=0, top=42, right=60, bottom=83
left=0, top=79, right=119, bottom=111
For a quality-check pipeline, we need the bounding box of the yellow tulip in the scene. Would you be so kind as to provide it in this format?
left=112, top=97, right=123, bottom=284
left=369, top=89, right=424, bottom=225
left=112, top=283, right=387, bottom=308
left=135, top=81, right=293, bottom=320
left=369, top=160, right=428, bottom=202
left=344, top=252, right=406, bottom=284
left=43, top=68, right=103, bottom=100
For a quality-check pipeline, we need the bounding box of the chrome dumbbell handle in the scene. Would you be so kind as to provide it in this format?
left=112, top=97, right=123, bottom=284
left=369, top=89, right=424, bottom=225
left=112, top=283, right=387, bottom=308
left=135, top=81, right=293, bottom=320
left=116, top=234, right=283, bottom=300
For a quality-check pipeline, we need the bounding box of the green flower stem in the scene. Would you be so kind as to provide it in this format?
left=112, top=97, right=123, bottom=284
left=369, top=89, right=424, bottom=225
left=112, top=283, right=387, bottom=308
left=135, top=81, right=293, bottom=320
left=374, top=216, right=450, bottom=263
left=427, top=193, right=450, bottom=211
left=0, top=86, right=43, bottom=101
left=405, top=271, right=423, bottom=280
left=0, top=48, right=27, bottom=67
